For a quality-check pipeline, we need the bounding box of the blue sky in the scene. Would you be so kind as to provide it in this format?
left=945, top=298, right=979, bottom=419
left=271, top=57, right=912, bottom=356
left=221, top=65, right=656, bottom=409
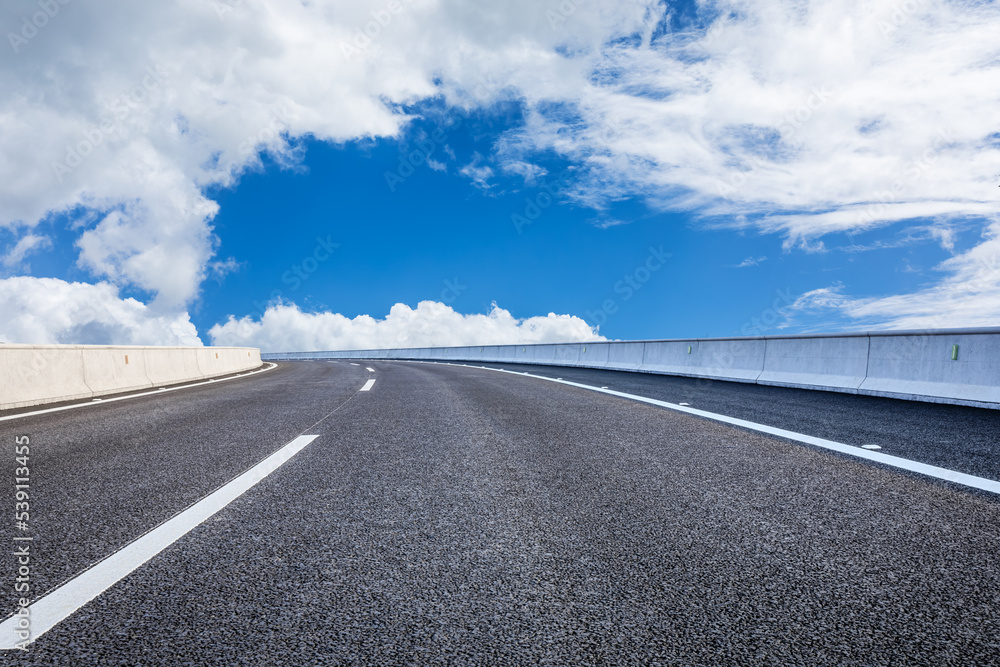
left=197, top=109, right=962, bottom=341
left=1, top=0, right=997, bottom=350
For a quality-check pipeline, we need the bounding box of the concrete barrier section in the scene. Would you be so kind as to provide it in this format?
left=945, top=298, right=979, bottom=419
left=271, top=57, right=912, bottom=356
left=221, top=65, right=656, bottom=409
left=605, top=342, right=645, bottom=371
left=1, top=345, right=262, bottom=411
left=145, top=348, right=205, bottom=387
left=475, top=346, right=497, bottom=362
left=577, top=342, right=610, bottom=369
left=447, top=347, right=475, bottom=361
left=553, top=343, right=582, bottom=366
left=83, top=347, right=154, bottom=396
left=861, top=331, right=1000, bottom=407
left=518, top=344, right=557, bottom=365
left=0, top=347, right=93, bottom=410
left=758, top=335, right=869, bottom=392
left=641, top=339, right=765, bottom=382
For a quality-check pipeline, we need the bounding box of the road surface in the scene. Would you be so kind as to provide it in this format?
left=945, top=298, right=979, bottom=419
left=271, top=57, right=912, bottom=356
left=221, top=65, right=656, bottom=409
left=2, top=360, right=998, bottom=665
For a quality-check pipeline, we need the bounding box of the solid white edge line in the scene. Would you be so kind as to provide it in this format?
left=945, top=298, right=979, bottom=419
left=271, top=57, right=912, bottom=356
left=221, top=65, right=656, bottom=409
left=0, top=434, right=319, bottom=649
left=0, top=363, right=278, bottom=424
left=360, top=379, right=376, bottom=392
left=422, top=361, right=1000, bottom=496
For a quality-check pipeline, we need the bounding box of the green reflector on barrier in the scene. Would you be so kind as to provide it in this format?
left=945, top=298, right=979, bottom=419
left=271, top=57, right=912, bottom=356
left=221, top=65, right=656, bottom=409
left=951, top=344, right=959, bottom=361
left=687, top=345, right=692, bottom=354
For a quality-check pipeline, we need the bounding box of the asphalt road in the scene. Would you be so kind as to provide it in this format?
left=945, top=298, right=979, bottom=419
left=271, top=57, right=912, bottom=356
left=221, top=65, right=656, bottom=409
left=2, top=360, right=999, bottom=665
left=462, top=360, right=1000, bottom=483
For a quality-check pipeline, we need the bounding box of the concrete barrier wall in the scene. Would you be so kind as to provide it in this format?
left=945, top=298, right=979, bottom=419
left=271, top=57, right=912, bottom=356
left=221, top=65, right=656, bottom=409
left=261, top=327, right=1000, bottom=409
left=758, top=334, right=869, bottom=392
left=578, top=342, right=610, bottom=369
left=605, top=342, right=645, bottom=371
left=860, top=331, right=1000, bottom=406
left=640, top=339, right=766, bottom=383
left=1, top=345, right=262, bottom=411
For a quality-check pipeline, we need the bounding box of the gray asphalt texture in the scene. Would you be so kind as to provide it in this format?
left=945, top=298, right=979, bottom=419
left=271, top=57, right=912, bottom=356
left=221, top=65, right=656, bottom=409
left=461, top=360, right=1000, bottom=483
left=3, top=360, right=1000, bottom=665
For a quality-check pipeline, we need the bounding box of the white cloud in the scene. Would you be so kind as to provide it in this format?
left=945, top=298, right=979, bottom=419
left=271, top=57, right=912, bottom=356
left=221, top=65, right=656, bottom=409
left=459, top=158, right=495, bottom=189
left=591, top=217, right=631, bottom=229
left=2, top=0, right=999, bottom=337
left=781, top=220, right=1000, bottom=330
left=736, top=256, right=768, bottom=268
left=2, top=233, right=51, bottom=269
left=840, top=222, right=964, bottom=254
left=502, top=160, right=548, bottom=184
left=209, top=300, right=605, bottom=352
left=0, top=277, right=202, bottom=345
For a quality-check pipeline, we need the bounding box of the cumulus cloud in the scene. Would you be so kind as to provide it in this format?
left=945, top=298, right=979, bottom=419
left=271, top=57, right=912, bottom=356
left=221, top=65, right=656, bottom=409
left=0, top=277, right=202, bottom=345
left=459, top=158, right=495, bottom=189
left=2, top=233, right=51, bottom=269
left=502, top=160, right=548, bottom=184
left=209, top=301, right=604, bottom=352
left=781, top=220, right=1000, bottom=331
left=2, top=0, right=998, bottom=339
left=506, top=0, right=1000, bottom=246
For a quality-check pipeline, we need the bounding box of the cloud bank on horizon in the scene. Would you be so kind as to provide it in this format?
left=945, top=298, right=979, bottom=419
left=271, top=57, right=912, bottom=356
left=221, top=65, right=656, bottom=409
left=1, top=0, right=998, bottom=350
left=209, top=301, right=605, bottom=351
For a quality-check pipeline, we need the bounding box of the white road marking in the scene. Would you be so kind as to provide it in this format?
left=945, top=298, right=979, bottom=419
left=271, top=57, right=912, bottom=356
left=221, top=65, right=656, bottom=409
left=366, top=367, right=375, bottom=372
left=350, top=363, right=360, bottom=366
left=0, top=434, right=319, bottom=649
left=440, top=362, right=1000, bottom=496
left=360, top=379, right=376, bottom=392
left=679, top=402, right=690, bottom=406
left=0, top=363, right=279, bottom=424
left=862, top=444, right=882, bottom=450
